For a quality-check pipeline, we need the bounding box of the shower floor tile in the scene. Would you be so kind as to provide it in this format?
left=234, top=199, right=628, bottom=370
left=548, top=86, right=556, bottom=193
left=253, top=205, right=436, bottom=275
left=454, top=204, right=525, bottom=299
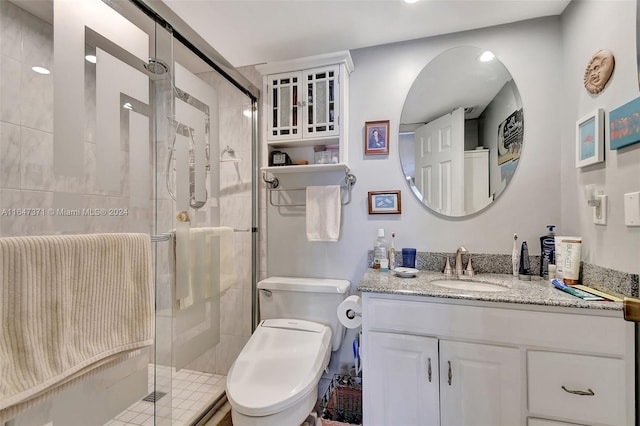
left=104, top=365, right=226, bottom=426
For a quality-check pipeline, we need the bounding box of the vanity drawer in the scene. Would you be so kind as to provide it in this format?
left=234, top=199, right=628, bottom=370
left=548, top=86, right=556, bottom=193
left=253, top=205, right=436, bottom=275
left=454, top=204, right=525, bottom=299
left=528, top=351, right=626, bottom=426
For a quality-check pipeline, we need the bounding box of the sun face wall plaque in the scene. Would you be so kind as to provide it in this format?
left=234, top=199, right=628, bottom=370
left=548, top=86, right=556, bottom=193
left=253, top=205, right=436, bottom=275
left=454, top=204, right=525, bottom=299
left=584, top=49, right=615, bottom=94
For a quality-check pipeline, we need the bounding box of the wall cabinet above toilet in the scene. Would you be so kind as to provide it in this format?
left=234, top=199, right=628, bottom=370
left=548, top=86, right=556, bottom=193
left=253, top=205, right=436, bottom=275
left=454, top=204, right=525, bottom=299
left=257, top=51, right=353, bottom=172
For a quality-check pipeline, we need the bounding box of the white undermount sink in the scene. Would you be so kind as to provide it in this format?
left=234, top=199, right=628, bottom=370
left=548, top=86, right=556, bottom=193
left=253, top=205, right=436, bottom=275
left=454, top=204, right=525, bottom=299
left=430, top=279, right=509, bottom=292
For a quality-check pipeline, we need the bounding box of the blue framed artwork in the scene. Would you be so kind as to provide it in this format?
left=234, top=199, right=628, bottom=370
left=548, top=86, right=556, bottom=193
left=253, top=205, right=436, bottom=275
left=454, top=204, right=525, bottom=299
left=609, top=97, right=640, bottom=150
left=368, top=190, right=401, bottom=214
left=575, top=108, right=604, bottom=168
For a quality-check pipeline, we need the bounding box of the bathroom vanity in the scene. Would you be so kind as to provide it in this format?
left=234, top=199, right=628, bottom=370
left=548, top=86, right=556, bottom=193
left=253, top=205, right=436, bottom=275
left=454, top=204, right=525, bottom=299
left=358, top=270, right=635, bottom=426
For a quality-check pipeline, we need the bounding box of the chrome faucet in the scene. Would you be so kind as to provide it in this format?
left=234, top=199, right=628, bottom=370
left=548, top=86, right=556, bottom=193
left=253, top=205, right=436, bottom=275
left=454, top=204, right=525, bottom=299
left=455, top=246, right=468, bottom=276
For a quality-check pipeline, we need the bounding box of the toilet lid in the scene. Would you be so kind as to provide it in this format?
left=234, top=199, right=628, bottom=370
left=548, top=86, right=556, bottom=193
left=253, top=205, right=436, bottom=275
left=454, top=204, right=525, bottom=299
left=226, top=319, right=332, bottom=417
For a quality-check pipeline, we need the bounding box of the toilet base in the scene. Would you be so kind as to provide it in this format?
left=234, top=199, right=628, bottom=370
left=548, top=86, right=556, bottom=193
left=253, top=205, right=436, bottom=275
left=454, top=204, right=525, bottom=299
left=230, top=386, right=317, bottom=426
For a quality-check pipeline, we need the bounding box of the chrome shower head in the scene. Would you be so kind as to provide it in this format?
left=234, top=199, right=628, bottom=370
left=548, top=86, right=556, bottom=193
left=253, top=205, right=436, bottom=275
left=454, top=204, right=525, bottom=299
left=144, top=58, right=169, bottom=75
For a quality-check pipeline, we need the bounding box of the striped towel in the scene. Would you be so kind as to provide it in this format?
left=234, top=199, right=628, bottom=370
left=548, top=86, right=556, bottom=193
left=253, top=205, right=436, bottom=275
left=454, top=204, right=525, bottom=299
left=0, top=233, right=154, bottom=415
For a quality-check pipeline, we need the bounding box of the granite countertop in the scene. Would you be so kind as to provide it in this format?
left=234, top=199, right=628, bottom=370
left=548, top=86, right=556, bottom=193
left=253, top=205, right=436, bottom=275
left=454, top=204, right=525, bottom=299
left=357, top=269, right=622, bottom=311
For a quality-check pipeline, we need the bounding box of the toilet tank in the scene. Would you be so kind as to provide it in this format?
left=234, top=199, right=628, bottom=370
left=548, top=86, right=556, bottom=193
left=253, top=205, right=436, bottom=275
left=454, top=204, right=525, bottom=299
left=258, top=277, right=350, bottom=351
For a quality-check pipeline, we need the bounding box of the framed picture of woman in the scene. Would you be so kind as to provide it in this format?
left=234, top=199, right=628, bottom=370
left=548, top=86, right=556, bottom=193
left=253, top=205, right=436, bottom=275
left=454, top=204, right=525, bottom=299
left=365, top=120, right=390, bottom=155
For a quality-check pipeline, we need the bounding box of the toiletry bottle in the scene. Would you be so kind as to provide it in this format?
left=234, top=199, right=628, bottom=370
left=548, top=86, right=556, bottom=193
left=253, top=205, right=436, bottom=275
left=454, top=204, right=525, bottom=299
left=389, top=232, right=396, bottom=270
left=373, top=229, right=389, bottom=270
left=511, top=234, right=519, bottom=277
left=518, top=241, right=531, bottom=280
left=539, top=225, right=555, bottom=279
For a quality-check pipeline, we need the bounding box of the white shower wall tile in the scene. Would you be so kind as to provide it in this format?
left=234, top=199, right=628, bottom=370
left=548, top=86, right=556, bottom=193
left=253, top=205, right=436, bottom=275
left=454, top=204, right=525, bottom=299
left=242, top=288, right=253, bottom=338
left=0, top=188, right=54, bottom=236
left=0, top=0, right=22, bottom=61
left=20, top=62, right=54, bottom=133
left=20, top=8, right=52, bottom=67
left=82, top=195, right=130, bottom=233
left=219, top=195, right=246, bottom=230
left=84, top=48, right=97, bottom=143
left=0, top=121, right=21, bottom=189
left=220, top=288, right=243, bottom=336
left=214, top=333, right=245, bottom=375
left=0, top=54, right=21, bottom=125
left=20, top=126, right=55, bottom=191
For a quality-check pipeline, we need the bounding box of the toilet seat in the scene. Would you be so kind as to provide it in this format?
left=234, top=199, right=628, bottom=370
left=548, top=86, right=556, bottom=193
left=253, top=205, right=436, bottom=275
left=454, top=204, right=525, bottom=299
left=226, top=319, right=332, bottom=417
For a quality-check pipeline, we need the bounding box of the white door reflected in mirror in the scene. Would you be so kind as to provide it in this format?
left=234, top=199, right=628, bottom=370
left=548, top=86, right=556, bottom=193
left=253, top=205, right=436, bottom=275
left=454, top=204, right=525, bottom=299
left=399, top=46, right=524, bottom=217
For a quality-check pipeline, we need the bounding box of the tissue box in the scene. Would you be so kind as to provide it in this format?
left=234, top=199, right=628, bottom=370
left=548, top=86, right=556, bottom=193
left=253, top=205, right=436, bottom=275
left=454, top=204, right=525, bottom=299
left=314, top=148, right=340, bottom=165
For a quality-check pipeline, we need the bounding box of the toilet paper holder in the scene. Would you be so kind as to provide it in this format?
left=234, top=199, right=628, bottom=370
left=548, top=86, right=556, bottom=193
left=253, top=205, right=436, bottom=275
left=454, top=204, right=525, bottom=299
left=346, top=309, right=362, bottom=319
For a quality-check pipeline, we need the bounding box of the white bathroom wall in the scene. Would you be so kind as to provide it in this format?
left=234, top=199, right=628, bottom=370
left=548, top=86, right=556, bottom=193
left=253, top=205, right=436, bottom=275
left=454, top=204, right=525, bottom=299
left=560, top=0, right=640, bottom=275
left=266, top=16, right=564, bottom=288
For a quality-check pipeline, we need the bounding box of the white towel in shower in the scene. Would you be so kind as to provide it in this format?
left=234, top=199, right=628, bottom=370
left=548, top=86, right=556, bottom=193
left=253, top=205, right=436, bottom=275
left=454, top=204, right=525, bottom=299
left=0, top=233, right=154, bottom=415
left=170, top=227, right=234, bottom=370
left=306, top=185, right=341, bottom=242
left=172, top=226, right=236, bottom=309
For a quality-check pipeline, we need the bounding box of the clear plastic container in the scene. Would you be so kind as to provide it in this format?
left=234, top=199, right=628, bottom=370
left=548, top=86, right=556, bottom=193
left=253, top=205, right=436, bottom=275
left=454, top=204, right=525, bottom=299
left=373, top=228, right=388, bottom=269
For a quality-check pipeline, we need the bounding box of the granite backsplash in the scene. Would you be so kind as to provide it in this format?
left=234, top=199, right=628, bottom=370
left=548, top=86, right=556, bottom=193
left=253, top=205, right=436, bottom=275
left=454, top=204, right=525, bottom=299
left=368, top=251, right=639, bottom=297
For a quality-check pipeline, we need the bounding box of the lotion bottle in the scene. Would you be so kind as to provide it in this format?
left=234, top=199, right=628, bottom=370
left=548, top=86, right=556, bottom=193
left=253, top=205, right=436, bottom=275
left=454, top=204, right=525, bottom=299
left=539, top=225, right=556, bottom=279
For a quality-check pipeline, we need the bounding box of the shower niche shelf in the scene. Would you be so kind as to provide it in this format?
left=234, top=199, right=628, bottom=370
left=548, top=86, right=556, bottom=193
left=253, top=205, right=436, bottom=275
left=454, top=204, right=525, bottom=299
left=256, top=51, right=354, bottom=174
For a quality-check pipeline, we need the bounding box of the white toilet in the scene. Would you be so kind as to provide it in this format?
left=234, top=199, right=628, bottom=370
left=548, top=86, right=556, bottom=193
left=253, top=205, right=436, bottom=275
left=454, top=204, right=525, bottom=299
left=226, top=276, right=350, bottom=426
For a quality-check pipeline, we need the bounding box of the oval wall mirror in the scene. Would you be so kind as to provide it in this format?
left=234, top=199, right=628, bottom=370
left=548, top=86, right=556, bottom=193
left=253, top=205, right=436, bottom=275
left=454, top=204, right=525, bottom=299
left=399, top=46, right=524, bottom=217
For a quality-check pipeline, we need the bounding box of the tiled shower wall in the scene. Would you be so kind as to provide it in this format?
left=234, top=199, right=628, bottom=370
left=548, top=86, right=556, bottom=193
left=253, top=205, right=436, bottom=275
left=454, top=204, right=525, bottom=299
left=0, top=0, right=149, bottom=237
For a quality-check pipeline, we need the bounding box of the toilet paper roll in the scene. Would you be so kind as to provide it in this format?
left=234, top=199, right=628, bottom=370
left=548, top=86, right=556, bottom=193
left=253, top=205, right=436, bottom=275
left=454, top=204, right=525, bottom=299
left=337, top=295, right=362, bottom=329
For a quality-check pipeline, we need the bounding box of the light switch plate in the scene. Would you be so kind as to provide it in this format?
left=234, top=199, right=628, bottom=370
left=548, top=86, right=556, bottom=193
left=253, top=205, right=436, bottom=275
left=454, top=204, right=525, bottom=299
left=624, top=192, right=640, bottom=226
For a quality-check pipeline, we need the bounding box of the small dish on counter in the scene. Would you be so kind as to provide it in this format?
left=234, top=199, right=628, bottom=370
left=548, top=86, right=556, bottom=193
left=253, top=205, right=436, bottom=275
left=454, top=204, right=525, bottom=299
left=394, top=267, right=419, bottom=278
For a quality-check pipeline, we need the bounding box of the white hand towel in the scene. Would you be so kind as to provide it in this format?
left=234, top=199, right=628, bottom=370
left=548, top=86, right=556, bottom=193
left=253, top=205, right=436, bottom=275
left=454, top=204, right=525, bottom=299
left=306, top=185, right=341, bottom=242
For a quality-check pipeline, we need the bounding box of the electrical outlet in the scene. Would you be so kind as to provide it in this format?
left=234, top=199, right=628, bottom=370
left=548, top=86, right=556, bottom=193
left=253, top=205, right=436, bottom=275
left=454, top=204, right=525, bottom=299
left=624, top=192, right=640, bottom=226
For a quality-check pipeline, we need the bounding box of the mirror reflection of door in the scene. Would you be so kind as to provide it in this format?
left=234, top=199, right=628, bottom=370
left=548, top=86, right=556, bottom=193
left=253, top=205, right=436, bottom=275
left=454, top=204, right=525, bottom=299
left=414, top=108, right=464, bottom=215
left=399, top=46, right=523, bottom=217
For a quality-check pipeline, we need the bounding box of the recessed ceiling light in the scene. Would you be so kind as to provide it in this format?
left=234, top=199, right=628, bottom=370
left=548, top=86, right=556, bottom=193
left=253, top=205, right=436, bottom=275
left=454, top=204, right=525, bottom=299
left=404, top=0, right=419, bottom=3
left=123, top=102, right=133, bottom=110
left=85, top=55, right=97, bottom=64
left=479, top=51, right=495, bottom=62
left=31, top=66, right=50, bottom=75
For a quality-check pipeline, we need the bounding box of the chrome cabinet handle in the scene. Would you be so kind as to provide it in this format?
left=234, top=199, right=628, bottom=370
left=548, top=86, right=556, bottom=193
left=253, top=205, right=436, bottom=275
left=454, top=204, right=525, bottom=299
left=561, top=385, right=595, bottom=396
left=427, top=358, right=432, bottom=382
left=448, top=361, right=452, bottom=385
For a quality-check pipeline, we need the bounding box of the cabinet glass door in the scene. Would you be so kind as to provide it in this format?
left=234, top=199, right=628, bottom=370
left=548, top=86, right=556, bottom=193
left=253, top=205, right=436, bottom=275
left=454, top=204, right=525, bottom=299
left=269, top=73, right=301, bottom=139
left=304, top=66, right=339, bottom=139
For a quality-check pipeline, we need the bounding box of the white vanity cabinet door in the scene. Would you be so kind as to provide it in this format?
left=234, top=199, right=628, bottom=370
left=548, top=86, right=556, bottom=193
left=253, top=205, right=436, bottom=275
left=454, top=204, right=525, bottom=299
left=364, top=331, right=440, bottom=426
left=439, top=340, right=523, bottom=426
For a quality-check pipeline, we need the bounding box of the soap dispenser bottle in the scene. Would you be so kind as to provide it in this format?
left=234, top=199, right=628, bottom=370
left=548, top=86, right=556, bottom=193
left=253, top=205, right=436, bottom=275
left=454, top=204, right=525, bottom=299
left=539, top=225, right=556, bottom=279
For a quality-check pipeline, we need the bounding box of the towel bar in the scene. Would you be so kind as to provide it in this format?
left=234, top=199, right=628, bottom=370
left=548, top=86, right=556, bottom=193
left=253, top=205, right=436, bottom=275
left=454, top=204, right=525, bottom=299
left=265, top=172, right=357, bottom=208
left=150, top=227, right=253, bottom=242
